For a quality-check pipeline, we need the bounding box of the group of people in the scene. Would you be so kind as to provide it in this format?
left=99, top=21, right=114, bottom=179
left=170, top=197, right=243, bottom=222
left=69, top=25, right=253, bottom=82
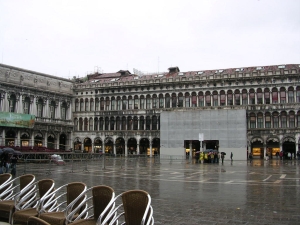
left=0, top=153, right=18, bottom=175
left=195, top=151, right=233, bottom=164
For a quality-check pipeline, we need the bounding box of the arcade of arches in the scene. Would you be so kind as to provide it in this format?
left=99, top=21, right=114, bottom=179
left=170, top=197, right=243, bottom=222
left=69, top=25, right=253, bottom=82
left=251, top=137, right=299, bottom=159
left=0, top=130, right=69, bottom=151
left=73, top=137, right=160, bottom=156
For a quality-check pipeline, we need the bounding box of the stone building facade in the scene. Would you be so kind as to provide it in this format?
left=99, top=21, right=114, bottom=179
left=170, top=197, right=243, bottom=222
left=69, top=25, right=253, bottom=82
left=0, top=63, right=299, bottom=160
left=0, top=63, right=73, bottom=151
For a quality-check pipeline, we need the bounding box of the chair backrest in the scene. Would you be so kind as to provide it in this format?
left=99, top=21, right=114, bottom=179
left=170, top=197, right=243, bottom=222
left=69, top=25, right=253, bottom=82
left=28, top=216, right=51, bottom=225
left=38, top=179, right=55, bottom=198
left=92, top=185, right=114, bottom=220
left=0, top=173, right=12, bottom=198
left=20, top=174, right=36, bottom=190
left=122, top=190, right=149, bottom=225
left=67, top=182, right=86, bottom=208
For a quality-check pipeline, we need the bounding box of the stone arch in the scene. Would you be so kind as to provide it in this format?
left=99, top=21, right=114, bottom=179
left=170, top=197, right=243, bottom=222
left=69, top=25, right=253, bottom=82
left=94, top=137, right=102, bottom=153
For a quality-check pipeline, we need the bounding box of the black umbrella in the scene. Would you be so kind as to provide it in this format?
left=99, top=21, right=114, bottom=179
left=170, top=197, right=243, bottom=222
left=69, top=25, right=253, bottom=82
left=3, top=147, right=15, bottom=154
left=13, top=150, right=22, bottom=155
left=221, top=152, right=226, bottom=155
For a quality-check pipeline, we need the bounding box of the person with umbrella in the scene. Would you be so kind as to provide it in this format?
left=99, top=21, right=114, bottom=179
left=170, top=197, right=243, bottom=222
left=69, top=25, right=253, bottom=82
left=10, top=154, right=18, bottom=176
left=221, top=152, right=226, bottom=164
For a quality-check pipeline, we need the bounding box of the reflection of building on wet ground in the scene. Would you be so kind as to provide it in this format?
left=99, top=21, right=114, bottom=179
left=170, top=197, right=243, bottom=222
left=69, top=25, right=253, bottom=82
left=0, top=63, right=299, bottom=160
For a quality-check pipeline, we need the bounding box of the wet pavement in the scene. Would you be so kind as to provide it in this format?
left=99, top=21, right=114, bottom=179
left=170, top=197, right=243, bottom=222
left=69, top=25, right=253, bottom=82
left=12, top=157, right=300, bottom=225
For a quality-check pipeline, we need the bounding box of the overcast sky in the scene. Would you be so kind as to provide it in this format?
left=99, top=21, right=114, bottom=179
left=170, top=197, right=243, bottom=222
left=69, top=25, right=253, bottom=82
left=0, top=0, right=299, bottom=79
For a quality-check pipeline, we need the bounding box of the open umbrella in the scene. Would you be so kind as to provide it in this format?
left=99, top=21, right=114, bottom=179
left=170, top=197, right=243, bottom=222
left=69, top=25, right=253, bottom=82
left=3, top=147, right=15, bottom=154
left=13, top=150, right=22, bottom=155
left=221, top=152, right=226, bottom=155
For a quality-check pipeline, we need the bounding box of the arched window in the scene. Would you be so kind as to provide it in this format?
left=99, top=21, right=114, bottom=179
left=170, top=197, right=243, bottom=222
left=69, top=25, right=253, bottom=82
left=288, top=87, right=294, bottom=103
left=75, top=99, right=79, bottom=112
left=264, top=88, right=270, bottom=104
left=280, top=87, right=286, bottom=103
left=95, top=98, right=99, bottom=111
left=249, top=89, right=255, bottom=104
left=152, top=116, right=157, bottom=130
left=140, top=95, right=145, bottom=109
left=178, top=93, right=183, bottom=107
left=198, top=92, right=204, bottom=107
left=122, top=116, right=126, bottom=130
left=89, top=118, right=93, bottom=131
left=127, top=116, right=133, bottom=130
left=61, top=102, right=67, bottom=120
left=296, top=87, right=300, bottom=103
left=289, top=111, right=295, bottom=128
left=133, top=116, right=138, bottom=130
left=227, top=90, right=233, bottom=106
left=106, top=97, right=110, bottom=110
left=74, top=118, right=78, bottom=131
left=23, top=97, right=31, bottom=114
left=84, top=118, right=88, bottom=131
left=110, top=117, right=115, bottom=130
left=90, top=98, right=94, bottom=111
left=159, top=94, right=164, bottom=108
left=99, top=117, right=104, bottom=130
left=273, top=112, right=279, bottom=128
left=220, top=91, right=225, bottom=106
left=85, top=98, right=89, bottom=111
left=117, top=97, right=121, bottom=110
left=152, top=94, right=158, bottom=109
left=49, top=101, right=56, bottom=119
left=128, top=96, right=133, bottom=109
left=122, top=96, right=127, bottom=110
left=105, top=117, right=109, bottom=130
left=146, top=116, right=151, bottom=130
left=242, top=89, right=248, bottom=105
left=80, top=99, right=84, bottom=111
left=205, top=91, right=211, bottom=106
left=37, top=99, right=43, bottom=117
left=191, top=92, right=197, bottom=107
left=185, top=93, right=190, bottom=107
left=9, top=94, right=16, bottom=113
left=100, top=97, right=105, bottom=110
left=234, top=90, right=240, bottom=105
left=281, top=111, right=287, bottom=128
left=165, top=94, right=170, bottom=108
left=272, top=88, right=278, bottom=103
left=257, top=113, right=263, bottom=128
left=146, top=95, right=151, bottom=109
left=116, top=117, right=120, bottom=130
left=79, top=118, right=83, bottom=131
left=140, top=116, right=144, bottom=130
left=172, top=93, right=177, bottom=108
left=111, top=97, right=116, bottom=110
left=134, top=96, right=139, bottom=109
left=212, top=91, right=218, bottom=106
left=265, top=112, right=271, bottom=128
left=250, top=113, right=256, bottom=128
left=257, top=88, right=263, bottom=104
left=94, top=118, right=98, bottom=131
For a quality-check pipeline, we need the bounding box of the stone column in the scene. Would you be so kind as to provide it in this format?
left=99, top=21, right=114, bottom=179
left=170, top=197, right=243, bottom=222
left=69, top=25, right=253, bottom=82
left=31, top=96, right=37, bottom=116
left=16, top=94, right=23, bottom=113
left=189, top=141, right=193, bottom=160
left=44, top=132, right=48, bottom=149
left=149, top=141, right=153, bottom=158
left=113, top=143, right=116, bottom=156
left=137, top=143, right=140, bottom=155
left=125, top=140, right=128, bottom=156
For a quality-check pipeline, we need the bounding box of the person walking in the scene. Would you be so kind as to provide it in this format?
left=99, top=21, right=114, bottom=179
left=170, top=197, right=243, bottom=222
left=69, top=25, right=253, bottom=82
left=10, top=154, right=18, bottom=176
left=249, top=152, right=253, bottom=163
left=230, top=152, right=233, bottom=162
left=221, top=152, right=225, bottom=164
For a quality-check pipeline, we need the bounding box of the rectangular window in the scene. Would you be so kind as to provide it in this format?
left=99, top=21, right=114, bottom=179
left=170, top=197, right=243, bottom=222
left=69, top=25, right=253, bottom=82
left=152, top=98, right=157, bottom=108
left=242, top=93, right=247, bottom=105
left=250, top=116, right=256, bottom=128
left=50, top=106, right=55, bottom=119
left=228, top=94, right=233, bottom=105
left=95, top=100, right=99, bottom=111
left=205, top=95, right=211, bottom=106
left=61, top=108, right=66, bottom=120
left=297, top=90, right=300, bottom=102
left=281, top=117, right=287, bottom=128
left=178, top=96, right=183, bottom=107
left=117, top=100, right=121, bottom=110
left=257, top=117, right=263, bottom=128
left=289, top=116, right=295, bottom=128
left=172, top=96, right=177, bottom=108
left=23, top=102, right=30, bottom=114
left=249, top=92, right=255, bottom=104
left=100, top=100, right=104, bottom=110
left=273, top=117, right=279, bottom=128
left=85, top=101, right=89, bottom=111
left=220, top=95, right=225, bottom=106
